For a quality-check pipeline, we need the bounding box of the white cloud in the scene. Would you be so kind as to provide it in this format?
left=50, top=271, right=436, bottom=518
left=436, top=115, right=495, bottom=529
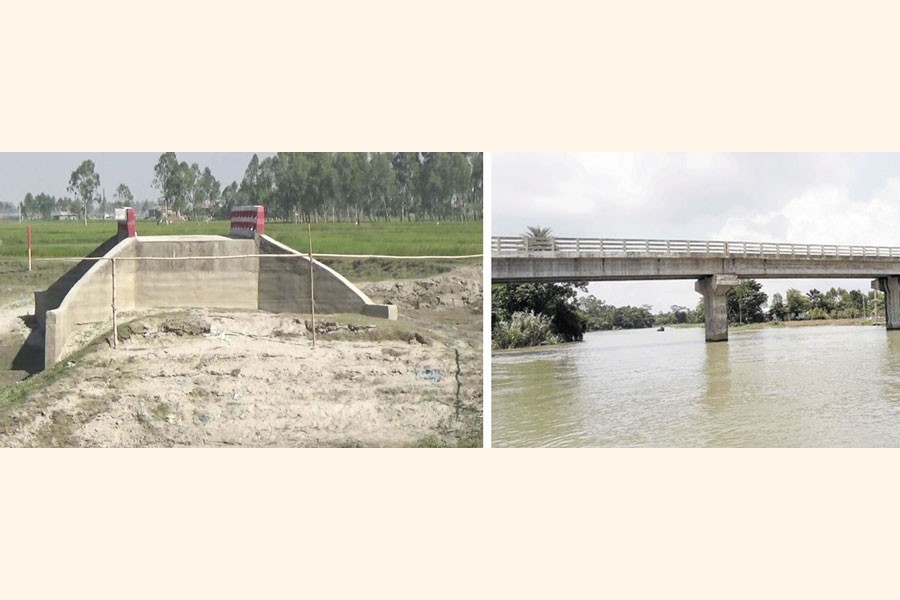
left=715, top=180, right=900, bottom=247
left=494, top=153, right=900, bottom=311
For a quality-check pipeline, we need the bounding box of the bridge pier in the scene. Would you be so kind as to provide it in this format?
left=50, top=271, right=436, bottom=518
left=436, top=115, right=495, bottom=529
left=695, top=274, right=739, bottom=342
left=872, top=277, right=900, bottom=329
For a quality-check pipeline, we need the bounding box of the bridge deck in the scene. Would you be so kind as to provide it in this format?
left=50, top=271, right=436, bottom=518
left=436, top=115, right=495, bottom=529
left=491, top=237, right=900, bottom=282
left=492, top=236, right=900, bottom=258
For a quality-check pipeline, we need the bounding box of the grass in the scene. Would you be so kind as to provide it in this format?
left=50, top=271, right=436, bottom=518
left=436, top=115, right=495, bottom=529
left=732, top=318, right=882, bottom=330
left=0, top=219, right=483, bottom=258
left=0, top=261, right=71, bottom=305
left=0, top=220, right=482, bottom=299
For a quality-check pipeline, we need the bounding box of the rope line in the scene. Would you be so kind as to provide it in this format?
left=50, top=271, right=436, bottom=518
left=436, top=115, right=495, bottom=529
left=23, top=252, right=483, bottom=264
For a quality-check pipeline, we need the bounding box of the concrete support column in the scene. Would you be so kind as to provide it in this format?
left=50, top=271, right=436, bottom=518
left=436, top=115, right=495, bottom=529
left=872, top=277, right=900, bottom=329
left=695, top=274, right=739, bottom=342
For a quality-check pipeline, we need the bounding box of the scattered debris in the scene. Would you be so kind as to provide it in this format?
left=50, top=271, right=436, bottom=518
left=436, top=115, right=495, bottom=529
left=415, top=369, right=443, bottom=383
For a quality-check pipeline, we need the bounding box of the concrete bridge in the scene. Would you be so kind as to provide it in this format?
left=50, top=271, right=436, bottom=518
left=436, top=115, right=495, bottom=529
left=491, top=236, right=900, bottom=342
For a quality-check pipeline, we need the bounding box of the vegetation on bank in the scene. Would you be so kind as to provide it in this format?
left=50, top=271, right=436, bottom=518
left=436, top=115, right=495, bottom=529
left=492, top=311, right=561, bottom=349
left=492, top=279, right=889, bottom=350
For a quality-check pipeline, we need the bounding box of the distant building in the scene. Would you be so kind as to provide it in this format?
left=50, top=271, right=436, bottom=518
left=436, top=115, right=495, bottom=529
left=53, top=211, right=78, bottom=221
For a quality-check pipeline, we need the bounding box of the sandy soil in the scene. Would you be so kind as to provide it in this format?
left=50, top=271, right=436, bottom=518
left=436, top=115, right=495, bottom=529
left=0, top=265, right=483, bottom=447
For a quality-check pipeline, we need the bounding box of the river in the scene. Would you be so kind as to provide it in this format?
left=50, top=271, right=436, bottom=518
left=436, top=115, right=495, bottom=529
left=492, top=324, right=900, bottom=447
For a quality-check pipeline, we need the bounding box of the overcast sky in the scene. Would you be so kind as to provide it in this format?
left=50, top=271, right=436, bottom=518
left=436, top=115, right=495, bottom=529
left=493, top=153, right=900, bottom=312
left=0, top=153, right=273, bottom=208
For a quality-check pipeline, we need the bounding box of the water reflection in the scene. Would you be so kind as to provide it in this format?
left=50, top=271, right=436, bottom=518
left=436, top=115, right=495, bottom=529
left=877, top=329, right=900, bottom=404
left=702, top=341, right=731, bottom=410
left=493, top=325, right=900, bottom=447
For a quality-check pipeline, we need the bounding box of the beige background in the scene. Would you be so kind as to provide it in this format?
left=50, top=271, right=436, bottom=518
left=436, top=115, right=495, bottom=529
left=4, top=0, right=900, bottom=598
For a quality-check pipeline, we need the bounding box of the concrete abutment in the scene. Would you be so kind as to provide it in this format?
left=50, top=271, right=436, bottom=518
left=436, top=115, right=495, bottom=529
left=695, top=274, right=739, bottom=342
left=36, top=206, right=397, bottom=368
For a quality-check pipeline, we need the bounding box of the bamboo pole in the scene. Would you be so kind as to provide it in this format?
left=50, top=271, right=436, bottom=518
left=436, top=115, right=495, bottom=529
left=309, top=223, right=316, bottom=349
left=111, top=258, right=118, bottom=350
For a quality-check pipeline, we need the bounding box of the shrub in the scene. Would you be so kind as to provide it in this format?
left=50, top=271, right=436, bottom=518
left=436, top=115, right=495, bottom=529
left=492, top=311, right=561, bottom=350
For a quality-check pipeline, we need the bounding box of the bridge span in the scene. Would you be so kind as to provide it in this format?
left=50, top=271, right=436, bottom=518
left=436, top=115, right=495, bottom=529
left=491, top=236, right=900, bottom=342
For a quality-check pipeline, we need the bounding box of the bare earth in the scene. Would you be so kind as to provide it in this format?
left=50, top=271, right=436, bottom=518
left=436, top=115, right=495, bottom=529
left=0, top=265, right=483, bottom=447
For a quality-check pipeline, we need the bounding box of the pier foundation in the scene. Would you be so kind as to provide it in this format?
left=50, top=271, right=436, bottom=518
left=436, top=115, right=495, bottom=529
left=695, top=274, right=739, bottom=342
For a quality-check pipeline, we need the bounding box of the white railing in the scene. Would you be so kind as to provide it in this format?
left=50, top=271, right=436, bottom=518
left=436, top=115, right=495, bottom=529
left=491, top=236, right=900, bottom=259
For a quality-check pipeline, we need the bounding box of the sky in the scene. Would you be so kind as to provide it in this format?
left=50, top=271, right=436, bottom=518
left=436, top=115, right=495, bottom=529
left=0, top=153, right=274, bottom=209
left=493, top=153, right=900, bottom=312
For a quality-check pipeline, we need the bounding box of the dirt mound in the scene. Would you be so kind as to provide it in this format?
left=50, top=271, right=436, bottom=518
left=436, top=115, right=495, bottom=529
left=361, top=265, right=483, bottom=312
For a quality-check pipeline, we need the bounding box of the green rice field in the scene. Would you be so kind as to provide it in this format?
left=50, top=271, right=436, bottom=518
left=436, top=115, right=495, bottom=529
left=0, top=219, right=483, bottom=259
left=0, top=219, right=484, bottom=299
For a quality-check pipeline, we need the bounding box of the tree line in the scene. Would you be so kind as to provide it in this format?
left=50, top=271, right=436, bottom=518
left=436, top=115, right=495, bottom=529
left=225, top=152, right=482, bottom=224
left=15, top=153, right=483, bottom=225
left=492, top=280, right=888, bottom=350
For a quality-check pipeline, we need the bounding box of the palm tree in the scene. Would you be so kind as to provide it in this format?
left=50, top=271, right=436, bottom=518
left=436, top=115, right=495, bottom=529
left=522, top=226, right=554, bottom=251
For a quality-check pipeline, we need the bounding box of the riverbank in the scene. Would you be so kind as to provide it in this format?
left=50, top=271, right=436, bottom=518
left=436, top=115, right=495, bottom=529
left=732, top=318, right=883, bottom=330
left=491, top=317, right=885, bottom=353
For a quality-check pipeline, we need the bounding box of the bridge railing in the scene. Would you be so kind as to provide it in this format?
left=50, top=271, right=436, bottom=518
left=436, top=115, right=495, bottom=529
left=491, top=236, right=900, bottom=258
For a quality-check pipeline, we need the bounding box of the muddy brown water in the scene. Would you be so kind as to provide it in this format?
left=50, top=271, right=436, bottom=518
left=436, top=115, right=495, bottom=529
left=492, top=325, right=900, bottom=447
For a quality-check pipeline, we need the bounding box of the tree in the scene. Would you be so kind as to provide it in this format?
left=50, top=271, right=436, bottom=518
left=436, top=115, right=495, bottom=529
left=240, top=154, right=267, bottom=207
left=367, top=153, right=397, bottom=222
left=68, top=160, right=101, bottom=225
left=392, top=152, right=420, bottom=220
left=492, top=281, right=587, bottom=342
left=670, top=304, right=689, bottom=324
left=727, top=280, right=767, bottom=323
left=469, top=152, right=483, bottom=220
left=611, top=305, right=656, bottom=329
left=522, top=226, right=554, bottom=251
left=445, top=152, right=473, bottom=220
left=153, top=152, right=180, bottom=224
left=115, top=183, right=134, bottom=208
left=304, top=152, right=337, bottom=223
left=179, top=162, right=201, bottom=217
left=21, top=193, right=36, bottom=219
left=335, top=152, right=369, bottom=223
left=194, top=167, right=221, bottom=218
left=219, top=181, right=245, bottom=219
left=768, top=293, right=788, bottom=321
left=785, top=288, right=811, bottom=320
left=35, top=193, right=55, bottom=220
left=578, top=294, right=614, bottom=330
